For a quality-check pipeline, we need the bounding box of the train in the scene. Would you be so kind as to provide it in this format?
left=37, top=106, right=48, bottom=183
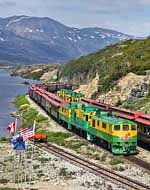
left=59, top=88, right=150, bottom=149
left=29, top=84, right=137, bottom=155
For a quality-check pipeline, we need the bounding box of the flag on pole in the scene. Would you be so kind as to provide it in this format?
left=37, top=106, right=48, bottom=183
left=21, top=122, right=35, bottom=142
left=10, top=133, right=25, bottom=151
left=6, top=119, right=17, bottom=133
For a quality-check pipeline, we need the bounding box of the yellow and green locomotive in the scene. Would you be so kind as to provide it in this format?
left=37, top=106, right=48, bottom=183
left=29, top=85, right=137, bottom=155
left=59, top=102, right=137, bottom=154
left=57, top=89, right=85, bottom=102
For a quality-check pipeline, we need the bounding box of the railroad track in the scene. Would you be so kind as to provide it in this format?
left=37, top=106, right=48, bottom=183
left=67, top=127, right=150, bottom=172
left=127, top=156, right=150, bottom=171
left=28, top=95, right=150, bottom=172
left=35, top=142, right=150, bottom=190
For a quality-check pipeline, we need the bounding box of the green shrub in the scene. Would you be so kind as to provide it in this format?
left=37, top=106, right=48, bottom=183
left=14, top=94, right=29, bottom=109
left=35, top=114, right=48, bottom=122
left=109, top=158, right=124, bottom=165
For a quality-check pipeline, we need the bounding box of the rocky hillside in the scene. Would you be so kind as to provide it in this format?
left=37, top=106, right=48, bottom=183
left=0, top=15, right=132, bottom=64
left=61, top=38, right=150, bottom=112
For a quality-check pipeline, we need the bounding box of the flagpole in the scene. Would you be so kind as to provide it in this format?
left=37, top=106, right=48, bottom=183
left=31, top=120, right=36, bottom=183
left=24, top=144, right=27, bottom=188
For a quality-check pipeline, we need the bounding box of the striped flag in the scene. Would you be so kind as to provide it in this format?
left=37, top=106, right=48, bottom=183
left=21, top=122, right=35, bottom=142
left=6, top=119, right=17, bottom=133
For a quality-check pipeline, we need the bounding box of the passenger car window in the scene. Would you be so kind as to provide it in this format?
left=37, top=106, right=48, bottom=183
left=102, top=123, right=106, bottom=129
left=114, top=125, right=120, bottom=131
left=123, top=125, right=129, bottom=131
left=131, top=125, right=136, bottom=131
left=92, top=119, right=96, bottom=127
left=85, top=115, right=88, bottom=121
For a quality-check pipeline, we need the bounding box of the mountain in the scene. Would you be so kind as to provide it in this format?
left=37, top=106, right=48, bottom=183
left=60, top=38, right=150, bottom=112
left=61, top=38, right=150, bottom=92
left=0, top=15, right=133, bottom=64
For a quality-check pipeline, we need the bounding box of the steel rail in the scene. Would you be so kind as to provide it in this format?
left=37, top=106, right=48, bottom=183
left=34, top=142, right=150, bottom=190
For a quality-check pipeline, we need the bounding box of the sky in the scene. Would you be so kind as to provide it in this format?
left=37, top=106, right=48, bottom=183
left=0, top=0, right=150, bottom=37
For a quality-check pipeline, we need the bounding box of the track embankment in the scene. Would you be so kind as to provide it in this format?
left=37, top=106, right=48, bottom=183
left=35, top=142, right=150, bottom=190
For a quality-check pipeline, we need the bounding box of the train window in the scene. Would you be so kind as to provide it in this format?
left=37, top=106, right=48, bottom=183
left=109, top=125, right=112, bottom=131
left=114, top=125, right=120, bottom=131
left=123, top=125, right=129, bottom=131
left=131, top=125, right=136, bottom=131
left=92, top=119, right=96, bottom=127
left=102, top=123, right=106, bottom=129
left=97, top=120, right=100, bottom=126
left=85, top=115, right=88, bottom=121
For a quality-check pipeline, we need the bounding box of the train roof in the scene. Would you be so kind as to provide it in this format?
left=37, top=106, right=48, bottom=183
left=93, top=112, right=136, bottom=125
left=61, top=102, right=98, bottom=112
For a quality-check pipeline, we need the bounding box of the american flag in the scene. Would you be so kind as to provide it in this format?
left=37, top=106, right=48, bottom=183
left=21, top=123, right=35, bottom=141
left=6, top=119, right=17, bottom=133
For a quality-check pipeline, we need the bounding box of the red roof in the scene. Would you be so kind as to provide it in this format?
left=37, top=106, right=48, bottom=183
left=116, top=112, right=135, bottom=120
left=31, top=84, right=69, bottom=108
left=135, top=118, right=150, bottom=125
left=81, top=97, right=150, bottom=127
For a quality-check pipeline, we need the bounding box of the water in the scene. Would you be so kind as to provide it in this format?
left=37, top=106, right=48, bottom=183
left=0, top=69, right=38, bottom=137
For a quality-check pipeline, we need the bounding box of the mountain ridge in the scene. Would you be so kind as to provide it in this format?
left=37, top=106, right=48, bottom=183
left=0, top=15, right=134, bottom=64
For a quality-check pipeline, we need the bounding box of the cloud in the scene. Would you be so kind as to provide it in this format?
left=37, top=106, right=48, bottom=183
left=0, top=0, right=149, bottom=36
left=0, top=1, right=16, bottom=7
left=139, top=0, right=150, bottom=5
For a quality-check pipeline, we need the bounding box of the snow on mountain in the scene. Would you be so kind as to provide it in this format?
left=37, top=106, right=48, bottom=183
left=0, top=15, right=134, bottom=64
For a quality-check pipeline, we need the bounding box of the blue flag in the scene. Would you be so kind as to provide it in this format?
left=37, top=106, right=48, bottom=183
left=10, top=133, right=25, bottom=151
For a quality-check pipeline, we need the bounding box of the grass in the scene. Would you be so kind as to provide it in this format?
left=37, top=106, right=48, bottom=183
left=14, top=94, right=48, bottom=127
left=109, top=158, right=124, bottom=165
left=65, top=141, right=86, bottom=150
left=37, top=128, right=73, bottom=145
left=38, top=157, right=50, bottom=163
left=100, top=153, right=107, bottom=162
left=13, top=94, right=29, bottom=109
left=123, top=97, right=150, bottom=113
left=0, top=137, right=9, bottom=143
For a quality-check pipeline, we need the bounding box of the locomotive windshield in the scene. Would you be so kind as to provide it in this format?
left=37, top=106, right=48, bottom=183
left=123, top=125, right=129, bottom=131
left=114, top=125, right=120, bottom=131
left=131, top=125, right=136, bottom=131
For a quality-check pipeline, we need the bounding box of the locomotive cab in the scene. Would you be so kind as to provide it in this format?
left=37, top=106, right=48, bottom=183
left=111, top=124, right=137, bottom=154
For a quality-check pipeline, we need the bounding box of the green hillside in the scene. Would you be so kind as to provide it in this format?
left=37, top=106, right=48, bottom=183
left=61, top=38, right=150, bottom=93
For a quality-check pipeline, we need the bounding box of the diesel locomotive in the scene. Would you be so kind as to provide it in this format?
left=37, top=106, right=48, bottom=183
left=29, top=85, right=137, bottom=155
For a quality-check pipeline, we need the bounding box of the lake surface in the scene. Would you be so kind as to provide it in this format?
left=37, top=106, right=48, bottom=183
left=0, top=69, right=38, bottom=137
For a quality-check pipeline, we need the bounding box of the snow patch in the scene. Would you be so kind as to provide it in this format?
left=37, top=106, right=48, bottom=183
left=90, top=36, right=95, bottom=39
left=105, top=33, right=111, bottom=37
left=77, top=35, right=82, bottom=40
left=99, top=34, right=105, bottom=38
left=6, top=16, right=30, bottom=27
left=68, top=37, right=73, bottom=41
left=0, top=38, right=5, bottom=42
left=28, top=29, right=33, bottom=33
